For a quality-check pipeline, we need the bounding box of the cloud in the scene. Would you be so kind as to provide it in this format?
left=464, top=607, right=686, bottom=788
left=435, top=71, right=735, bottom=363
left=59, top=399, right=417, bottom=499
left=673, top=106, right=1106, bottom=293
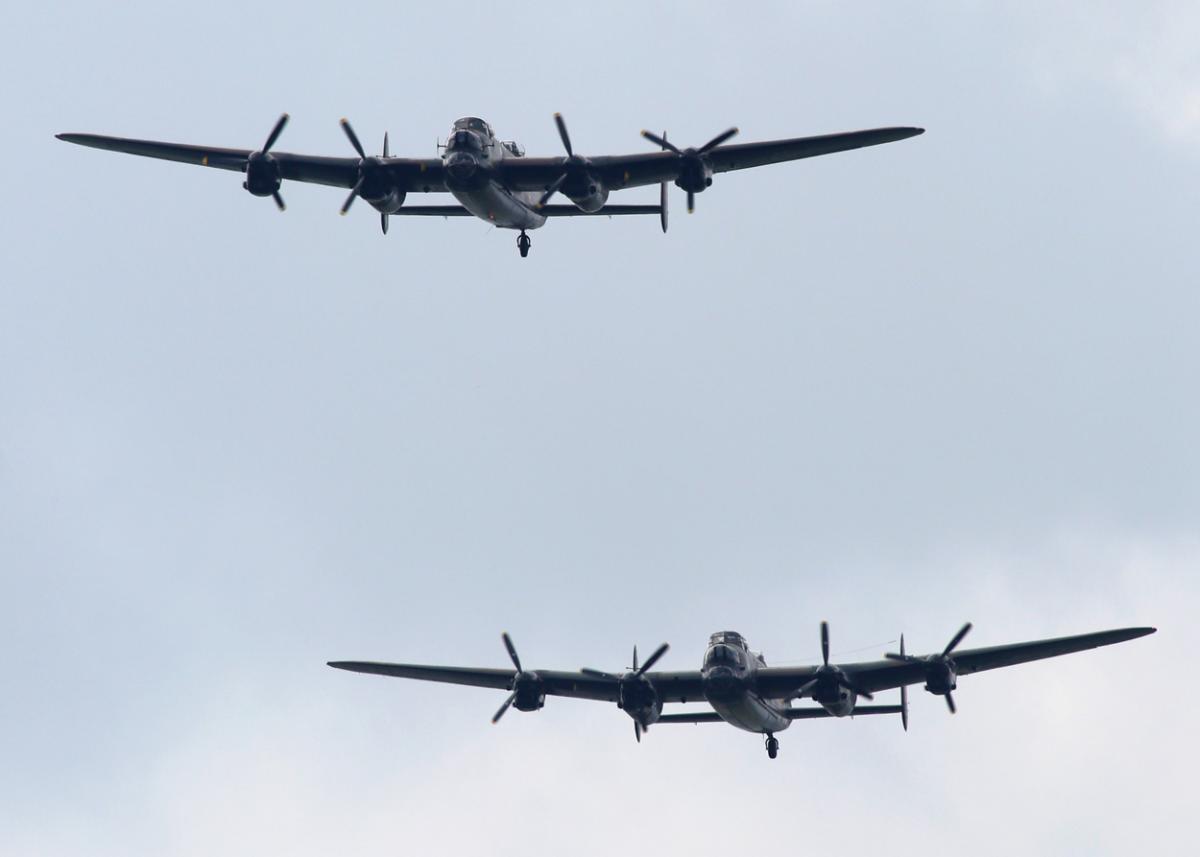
left=1015, top=2, right=1200, bottom=146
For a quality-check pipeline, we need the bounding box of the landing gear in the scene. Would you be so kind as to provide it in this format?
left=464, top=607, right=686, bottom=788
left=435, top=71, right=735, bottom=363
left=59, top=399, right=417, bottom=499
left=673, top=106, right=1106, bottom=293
left=765, top=734, right=779, bottom=759
left=517, top=230, right=531, bottom=258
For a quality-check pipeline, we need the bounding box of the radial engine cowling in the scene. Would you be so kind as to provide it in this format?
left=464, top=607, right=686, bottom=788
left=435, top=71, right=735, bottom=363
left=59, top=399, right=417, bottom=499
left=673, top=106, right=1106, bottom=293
left=367, top=188, right=407, bottom=214
left=243, top=152, right=282, bottom=197
left=675, top=156, right=713, bottom=194
left=566, top=180, right=608, bottom=213
left=512, top=673, right=546, bottom=712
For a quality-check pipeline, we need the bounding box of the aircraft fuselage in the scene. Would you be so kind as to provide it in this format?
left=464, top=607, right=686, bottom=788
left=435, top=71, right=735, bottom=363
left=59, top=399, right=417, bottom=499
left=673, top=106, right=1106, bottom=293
left=442, top=117, right=546, bottom=230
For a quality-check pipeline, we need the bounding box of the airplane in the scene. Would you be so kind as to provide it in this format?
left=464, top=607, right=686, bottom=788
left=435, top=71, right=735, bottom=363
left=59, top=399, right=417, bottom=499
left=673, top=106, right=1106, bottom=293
left=328, top=622, right=1154, bottom=759
left=55, top=114, right=924, bottom=256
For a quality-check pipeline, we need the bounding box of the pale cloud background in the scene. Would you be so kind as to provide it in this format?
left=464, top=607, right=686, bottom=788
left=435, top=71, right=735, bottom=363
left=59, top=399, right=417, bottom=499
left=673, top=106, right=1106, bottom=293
left=1, top=2, right=1196, bottom=855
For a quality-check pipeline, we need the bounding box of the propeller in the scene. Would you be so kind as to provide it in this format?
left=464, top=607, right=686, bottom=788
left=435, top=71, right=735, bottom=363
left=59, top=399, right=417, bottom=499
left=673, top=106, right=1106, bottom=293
left=886, top=622, right=972, bottom=714
left=640, top=126, right=738, bottom=213
left=794, top=621, right=875, bottom=701
left=338, top=118, right=394, bottom=234
left=581, top=643, right=669, bottom=742
left=243, top=113, right=289, bottom=211
left=581, top=642, right=669, bottom=681
left=537, top=112, right=591, bottom=209
left=492, top=632, right=542, bottom=724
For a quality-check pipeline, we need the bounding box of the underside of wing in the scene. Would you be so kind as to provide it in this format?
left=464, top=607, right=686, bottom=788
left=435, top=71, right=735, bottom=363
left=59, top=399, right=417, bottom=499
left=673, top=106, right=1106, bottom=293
left=706, top=127, right=924, bottom=174
left=328, top=661, right=515, bottom=690
left=753, top=626, right=1154, bottom=698
left=500, top=126, right=924, bottom=193
left=56, top=132, right=444, bottom=191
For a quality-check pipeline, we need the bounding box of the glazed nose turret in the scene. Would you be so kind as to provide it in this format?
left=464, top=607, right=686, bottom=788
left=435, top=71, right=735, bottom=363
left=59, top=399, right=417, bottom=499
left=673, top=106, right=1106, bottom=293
left=445, top=151, right=478, bottom=182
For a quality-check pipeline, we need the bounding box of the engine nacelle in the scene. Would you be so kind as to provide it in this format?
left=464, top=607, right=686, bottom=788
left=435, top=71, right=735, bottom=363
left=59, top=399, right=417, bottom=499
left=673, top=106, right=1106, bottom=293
left=924, top=660, right=957, bottom=696
left=512, top=673, right=546, bottom=712
left=566, top=179, right=609, bottom=213
left=367, top=188, right=407, bottom=214
left=243, top=152, right=282, bottom=197
left=675, top=156, right=713, bottom=194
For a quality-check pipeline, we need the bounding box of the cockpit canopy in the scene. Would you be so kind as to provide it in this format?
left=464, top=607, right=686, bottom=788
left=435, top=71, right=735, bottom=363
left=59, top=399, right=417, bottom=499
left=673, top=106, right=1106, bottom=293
left=452, top=116, right=493, bottom=138
left=708, top=631, right=747, bottom=649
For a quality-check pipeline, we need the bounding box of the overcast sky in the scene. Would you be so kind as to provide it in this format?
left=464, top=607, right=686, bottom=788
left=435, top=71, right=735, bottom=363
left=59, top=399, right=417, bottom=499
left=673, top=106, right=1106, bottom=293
left=2, top=2, right=1196, bottom=855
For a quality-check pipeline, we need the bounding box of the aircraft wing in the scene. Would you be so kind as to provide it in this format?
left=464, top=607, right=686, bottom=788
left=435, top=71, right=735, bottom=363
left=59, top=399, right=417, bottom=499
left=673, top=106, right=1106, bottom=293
left=752, top=627, right=1156, bottom=699
left=328, top=661, right=708, bottom=704
left=55, top=133, right=446, bottom=191
left=497, top=127, right=924, bottom=192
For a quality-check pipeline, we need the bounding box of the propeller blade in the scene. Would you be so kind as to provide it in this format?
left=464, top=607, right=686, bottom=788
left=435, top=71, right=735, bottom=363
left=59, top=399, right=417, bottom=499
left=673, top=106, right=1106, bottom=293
left=263, top=113, right=289, bottom=153
left=794, top=677, right=820, bottom=698
left=632, top=645, right=638, bottom=673
left=580, top=668, right=619, bottom=680
left=492, top=691, right=516, bottom=724
left=340, top=118, right=366, bottom=159
left=340, top=177, right=364, bottom=215
left=381, top=212, right=388, bottom=235
left=537, top=172, right=568, bottom=208
left=698, top=126, right=739, bottom=154
left=943, top=622, right=973, bottom=657
left=271, top=191, right=286, bottom=212
left=945, top=692, right=956, bottom=714
left=901, top=683, right=909, bottom=731
left=820, top=621, right=830, bottom=667
left=382, top=132, right=389, bottom=159
left=634, top=721, right=642, bottom=743
left=501, top=632, right=522, bottom=673
left=553, top=112, right=573, bottom=158
left=641, top=129, right=682, bottom=155
left=636, top=643, right=669, bottom=676
left=687, top=189, right=695, bottom=213
left=837, top=676, right=874, bottom=701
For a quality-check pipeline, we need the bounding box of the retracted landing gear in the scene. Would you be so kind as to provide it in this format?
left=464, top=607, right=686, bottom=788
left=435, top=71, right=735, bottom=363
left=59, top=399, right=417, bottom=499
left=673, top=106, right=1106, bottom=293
left=765, top=733, right=779, bottom=760
left=517, top=230, right=531, bottom=258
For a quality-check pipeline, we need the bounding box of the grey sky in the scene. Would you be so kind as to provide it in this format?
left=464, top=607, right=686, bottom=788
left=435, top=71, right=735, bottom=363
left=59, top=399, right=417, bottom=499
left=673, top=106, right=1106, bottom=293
left=2, top=2, right=1196, bottom=854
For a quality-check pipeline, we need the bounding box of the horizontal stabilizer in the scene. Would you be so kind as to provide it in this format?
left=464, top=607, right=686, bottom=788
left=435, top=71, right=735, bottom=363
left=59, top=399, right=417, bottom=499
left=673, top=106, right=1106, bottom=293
left=656, top=710, right=726, bottom=724
left=538, top=204, right=662, bottom=217
left=787, top=704, right=902, bottom=720
left=391, top=204, right=663, bottom=218
left=656, top=704, right=904, bottom=725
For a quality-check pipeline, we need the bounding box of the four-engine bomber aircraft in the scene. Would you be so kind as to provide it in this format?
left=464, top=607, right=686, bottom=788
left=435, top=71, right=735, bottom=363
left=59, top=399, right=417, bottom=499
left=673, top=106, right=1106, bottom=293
left=329, top=622, right=1154, bottom=758
left=56, top=114, right=923, bottom=256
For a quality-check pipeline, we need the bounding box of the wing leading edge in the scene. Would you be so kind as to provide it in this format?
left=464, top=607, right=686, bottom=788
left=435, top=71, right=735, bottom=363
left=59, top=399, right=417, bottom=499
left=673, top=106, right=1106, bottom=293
left=328, top=661, right=707, bottom=704
left=753, top=626, right=1156, bottom=699
left=56, top=132, right=444, bottom=191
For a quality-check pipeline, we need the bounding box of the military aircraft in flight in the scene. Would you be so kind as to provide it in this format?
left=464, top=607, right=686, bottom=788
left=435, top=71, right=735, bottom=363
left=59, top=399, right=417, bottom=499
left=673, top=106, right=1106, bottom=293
left=329, top=622, right=1154, bottom=758
left=55, top=114, right=923, bottom=256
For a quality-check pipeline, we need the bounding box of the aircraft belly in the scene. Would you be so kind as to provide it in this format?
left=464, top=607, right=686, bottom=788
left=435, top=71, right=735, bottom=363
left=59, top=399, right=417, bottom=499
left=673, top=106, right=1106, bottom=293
left=450, top=184, right=545, bottom=229
left=709, top=693, right=791, bottom=733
